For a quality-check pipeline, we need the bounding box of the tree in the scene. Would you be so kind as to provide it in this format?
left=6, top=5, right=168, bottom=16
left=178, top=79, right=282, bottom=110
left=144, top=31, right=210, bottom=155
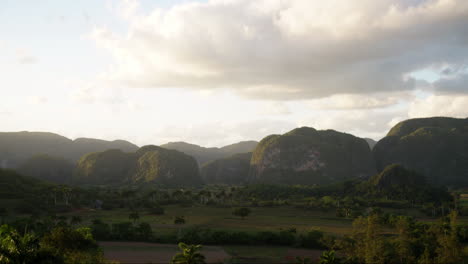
left=232, top=207, right=251, bottom=220
left=319, top=250, right=341, bottom=264
left=0, top=225, right=59, bottom=263
left=129, top=211, right=140, bottom=224
left=171, top=242, right=206, bottom=264
left=174, top=216, right=186, bottom=225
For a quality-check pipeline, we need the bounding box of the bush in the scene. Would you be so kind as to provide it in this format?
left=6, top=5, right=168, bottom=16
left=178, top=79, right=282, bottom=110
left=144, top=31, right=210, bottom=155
left=90, top=219, right=111, bottom=240
left=111, top=222, right=134, bottom=240
left=135, top=222, right=153, bottom=241
left=174, top=216, right=186, bottom=225
left=149, top=206, right=165, bottom=215
left=299, top=230, right=325, bottom=249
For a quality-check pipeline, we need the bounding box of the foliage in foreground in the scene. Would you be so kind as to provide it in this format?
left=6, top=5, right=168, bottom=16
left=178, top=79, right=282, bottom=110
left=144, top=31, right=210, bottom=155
left=0, top=225, right=107, bottom=264
left=171, top=242, right=206, bottom=264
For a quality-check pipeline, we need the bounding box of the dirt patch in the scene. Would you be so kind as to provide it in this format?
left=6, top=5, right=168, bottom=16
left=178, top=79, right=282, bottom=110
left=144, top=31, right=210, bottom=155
left=100, top=241, right=230, bottom=264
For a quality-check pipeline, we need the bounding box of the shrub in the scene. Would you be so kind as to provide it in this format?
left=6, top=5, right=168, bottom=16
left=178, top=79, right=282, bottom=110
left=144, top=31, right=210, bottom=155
left=174, top=216, right=186, bottom=225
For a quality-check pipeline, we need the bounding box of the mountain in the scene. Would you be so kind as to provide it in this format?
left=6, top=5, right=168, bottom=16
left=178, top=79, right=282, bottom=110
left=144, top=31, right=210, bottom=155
left=133, top=145, right=202, bottom=186
left=17, top=154, right=74, bottom=184
left=364, top=138, right=377, bottom=149
left=160, top=140, right=258, bottom=165
left=0, top=131, right=138, bottom=168
left=0, top=168, right=51, bottom=199
left=370, top=164, right=426, bottom=189
left=249, top=127, right=376, bottom=185
left=373, top=117, right=468, bottom=186
left=73, top=149, right=135, bottom=185
left=73, top=145, right=202, bottom=187
left=200, top=152, right=252, bottom=185
left=368, top=164, right=450, bottom=202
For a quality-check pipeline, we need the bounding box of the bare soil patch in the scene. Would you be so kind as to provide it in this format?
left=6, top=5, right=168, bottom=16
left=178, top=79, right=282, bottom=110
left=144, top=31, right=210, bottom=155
left=100, top=241, right=229, bottom=264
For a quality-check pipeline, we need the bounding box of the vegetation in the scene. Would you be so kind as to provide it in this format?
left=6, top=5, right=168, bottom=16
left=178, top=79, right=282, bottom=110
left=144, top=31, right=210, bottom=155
left=74, top=146, right=202, bottom=187
left=170, top=242, right=206, bottom=264
left=232, top=207, right=251, bottom=219
left=373, top=117, right=468, bottom=187
left=200, top=152, right=251, bottom=185
left=250, top=127, right=376, bottom=185
left=161, top=141, right=257, bottom=165
left=0, top=131, right=137, bottom=169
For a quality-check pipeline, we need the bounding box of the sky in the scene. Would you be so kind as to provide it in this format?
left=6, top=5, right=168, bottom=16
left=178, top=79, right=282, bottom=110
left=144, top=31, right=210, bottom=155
left=1, top=0, right=468, bottom=147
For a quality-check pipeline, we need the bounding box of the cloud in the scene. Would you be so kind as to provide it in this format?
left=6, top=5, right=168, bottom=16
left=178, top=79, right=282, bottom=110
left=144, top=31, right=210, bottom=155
left=299, top=108, right=408, bottom=140
left=258, top=102, right=291, bottom=115
left=433, top=71, right=468, bottom=94
left=92, top=0, right=468, bottom=100
left=16, top=49, right=39, bottom=64
left=308, top=93, right=406, bottom=110
left=409, top=94, right=468, bottom=118
left=27, top=96, right=48, bottom=105
left=151, top=119, right=297, bottom=147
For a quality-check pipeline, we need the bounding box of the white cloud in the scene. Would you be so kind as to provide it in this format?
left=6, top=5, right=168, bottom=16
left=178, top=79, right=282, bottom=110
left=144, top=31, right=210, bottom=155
left=27, top=96, right=48, bottom=105
left=92, top=0, right=468, bottom=100
left=308, top=93, right=407, bottom=110
left=16, top=49, right=39, bottom=64
left=409, top=94, right=468, bottom=118
left=258, top=102, right=291, bottom=115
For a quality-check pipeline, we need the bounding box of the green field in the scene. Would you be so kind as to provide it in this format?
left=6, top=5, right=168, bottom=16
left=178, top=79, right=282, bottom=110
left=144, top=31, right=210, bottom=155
left=65, top=205, right=356, bottom=236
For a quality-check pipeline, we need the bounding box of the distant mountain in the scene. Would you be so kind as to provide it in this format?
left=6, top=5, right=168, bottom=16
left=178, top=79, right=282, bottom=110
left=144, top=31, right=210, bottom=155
left=364, top=138, right=377, bottom=149
left=0, top=131, right=138, bottom=168
left=201, top=152, right=252, bottom=185
left=160, top=140, right=258, bottom=165
left=18, top=154, right=74, bottom=184
left=0, top=168, right=51, bottom=199
left=373, top=117, right=468, bottom=186
left=249, top=127, right=376, bottom=185
left=73, top=145, right=202, bottom=187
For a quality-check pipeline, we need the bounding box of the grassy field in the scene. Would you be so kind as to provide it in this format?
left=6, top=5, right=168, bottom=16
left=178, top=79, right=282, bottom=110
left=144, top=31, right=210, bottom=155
left=65, top=205, right=356, bottom=236
left=62, top=204, right=468, bottom=237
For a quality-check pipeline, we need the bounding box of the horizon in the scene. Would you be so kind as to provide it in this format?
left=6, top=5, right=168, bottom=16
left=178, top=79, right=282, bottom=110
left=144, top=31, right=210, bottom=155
left=2, top=0, right=468, bottom=147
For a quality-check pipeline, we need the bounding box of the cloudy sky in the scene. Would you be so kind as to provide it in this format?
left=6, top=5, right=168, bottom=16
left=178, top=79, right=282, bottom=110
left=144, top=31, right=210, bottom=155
left=2, top=0, right=468, bottom=147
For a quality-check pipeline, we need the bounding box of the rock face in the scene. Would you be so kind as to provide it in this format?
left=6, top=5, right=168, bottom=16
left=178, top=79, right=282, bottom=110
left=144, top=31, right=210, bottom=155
left=73, top=146, right=202, bottom=186
left=373, top=117, right=468, bottom=186
left=249, top=127, right=376, bottom=185
left=201, top=152, right=252, bottom=184
left=161, top=141, right=258, bottom=165
left=0, top=131, right=138, bottom=168
left=18, top=154, right=74, bottom=184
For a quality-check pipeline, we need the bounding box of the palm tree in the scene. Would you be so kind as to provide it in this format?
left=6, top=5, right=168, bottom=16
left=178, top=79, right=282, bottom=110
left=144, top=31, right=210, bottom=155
left=0, top=225, right=56, bottom=264
left=171, top=242, right=206, bottom=264
left=319, top=250, right=341, bottom=264
left=129, top=211, right=140, bottom=224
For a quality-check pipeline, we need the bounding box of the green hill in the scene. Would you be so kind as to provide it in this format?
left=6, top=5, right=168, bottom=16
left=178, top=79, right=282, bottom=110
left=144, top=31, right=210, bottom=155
left=249, top=127, right=376, bottom=185
left=200, top=152, right=252, bottom=184
left=17, top=154, right=74, bottom=184
left=73, top=146, right=202, bottom=187
left=373, top=117, right=468, bottom=186
left=368, top=164, right=450, bottom=202
left=0, top=168, right=50, bottom=199
left=0, top=131, right=138, bottom=168
left=73, top=149, right=135, bottom=185
left=160, top=140, right=258, bottom=164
